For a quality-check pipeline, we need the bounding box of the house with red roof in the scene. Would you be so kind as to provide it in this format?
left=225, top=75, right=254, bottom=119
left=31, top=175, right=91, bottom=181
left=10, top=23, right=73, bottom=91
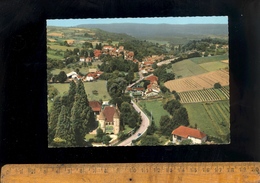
left=98, top=105, right=120, bottom=134
left=89, top=101, right=102, bottom=115
left=172, top=126, right=207, bottom=144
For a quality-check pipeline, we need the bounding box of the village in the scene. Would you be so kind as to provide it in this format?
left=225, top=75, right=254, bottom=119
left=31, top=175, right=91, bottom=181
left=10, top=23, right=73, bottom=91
left=47, top=24, right=229, bottom=147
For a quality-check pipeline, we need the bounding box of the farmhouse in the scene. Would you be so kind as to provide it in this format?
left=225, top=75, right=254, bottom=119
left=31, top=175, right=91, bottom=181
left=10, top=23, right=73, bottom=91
left=172, top=126, right=207, bottom=144
left=98, top=105, right=120, bottom=135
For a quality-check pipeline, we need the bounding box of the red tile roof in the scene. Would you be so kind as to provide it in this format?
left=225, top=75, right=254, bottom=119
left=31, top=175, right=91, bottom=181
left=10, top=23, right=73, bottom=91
left=89, top=101, right=101, bottom=112
left=172, top=126, right=206, bottom=139
left=102, top=106, right=118, bottom=122
left=145, top=75, right=158, bottom=83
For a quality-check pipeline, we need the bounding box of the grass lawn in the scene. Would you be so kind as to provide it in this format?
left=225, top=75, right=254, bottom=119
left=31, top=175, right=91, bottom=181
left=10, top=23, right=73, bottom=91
left=123, top=125, right=134, bottom=134
left=84, top=80, right=111, bottom=101
left=49, top=80, right=111, bottom=101
left=48, top=44, right=78, bottom=51
left=199, top=61, right=228, bottom=71
left=138, top=100, right=169, bottom=128
left=189, top=55, right=228, bottom=64
left=183, top=100, right=230, bottom=141
left=85, top=134, right=96, bottom=141
left=171, top=59, right=208, bottom=78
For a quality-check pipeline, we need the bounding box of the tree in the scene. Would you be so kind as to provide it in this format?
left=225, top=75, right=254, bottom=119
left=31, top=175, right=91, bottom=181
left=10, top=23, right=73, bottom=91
left=54, top=105, right=76, bottom=147
left=56, top=71, right=67, bottom=83
left=70, top=80, right=96, bottom=146
left=48, top=85, right=59, bottom=99
left=163, top=100, right=181, bottom=115
left=159, top=115, right=180, bottom=136
left=140, top=136, right=160, bottom=146
left=120, top=102, right=141, bottom=129
left=214, top=82, right=222, bottom=89
left=67, top=81, right=76, bottom=115
left=172, top=107, right=189, bottom=126
left=180, top=139, right=192, bottom=145
left=48, top=96, right=62, bottom=145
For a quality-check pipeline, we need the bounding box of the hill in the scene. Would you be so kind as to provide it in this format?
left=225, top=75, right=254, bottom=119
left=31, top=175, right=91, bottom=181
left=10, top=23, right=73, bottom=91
left=77, top=23, right=228, bottom=40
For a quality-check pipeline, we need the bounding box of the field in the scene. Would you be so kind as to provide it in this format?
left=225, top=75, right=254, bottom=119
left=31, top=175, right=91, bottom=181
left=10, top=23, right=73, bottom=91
left=183, top=100, right=230, bottom=142
left=47, top=43, right=78, bottom=51
left=138, top=100, right=169, bottom=128
left=164, top=69, right=229, bottom=92
left=189, top=55, right=228, bottom=64
left=171, top=59, right=208, bottom=78
left=199, top=61, right=228, bottom=71
left=48, top=80, right=111, bottom=101
left=179, top=87, right=229, bottom=103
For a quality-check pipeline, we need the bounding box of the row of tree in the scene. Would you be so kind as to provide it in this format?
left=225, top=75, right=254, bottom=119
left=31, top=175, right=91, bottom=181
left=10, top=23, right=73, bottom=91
left=48, top=80, right=97, bottom=147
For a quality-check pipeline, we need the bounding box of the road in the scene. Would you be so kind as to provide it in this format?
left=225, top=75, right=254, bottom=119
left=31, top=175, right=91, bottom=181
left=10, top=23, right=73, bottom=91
left=117, top=100, right=150, bottom=146
left=157, top=57, right=179, bottom=66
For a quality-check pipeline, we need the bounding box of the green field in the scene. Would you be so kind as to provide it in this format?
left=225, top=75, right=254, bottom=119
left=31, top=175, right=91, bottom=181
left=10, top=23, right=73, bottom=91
left=51, top=67, right=89, bottom=75
left=199, top=61, right=228, bottom=71
left=171, top=59, right=208, bottom=78
left=138, top=100, right=169, bottom=128
left=183, top=100, right=230, bottom=142
left=189, top=55, right=228, bottom=64
left=48, top=80, right=111, bottom=102
left=47, top=43, right=78, bottom=51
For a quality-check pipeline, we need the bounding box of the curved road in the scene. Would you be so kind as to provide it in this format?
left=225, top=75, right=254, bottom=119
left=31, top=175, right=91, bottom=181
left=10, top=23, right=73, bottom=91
left=117, top=101, right=150, bottom=146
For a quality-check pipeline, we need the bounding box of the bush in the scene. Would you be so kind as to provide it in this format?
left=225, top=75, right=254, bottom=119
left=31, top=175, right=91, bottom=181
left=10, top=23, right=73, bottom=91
left=214, top=82, right=222, bottom=89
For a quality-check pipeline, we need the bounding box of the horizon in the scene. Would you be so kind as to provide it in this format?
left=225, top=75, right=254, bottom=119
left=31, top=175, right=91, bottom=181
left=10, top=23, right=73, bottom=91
left=47, top=16, right=228, bottom=27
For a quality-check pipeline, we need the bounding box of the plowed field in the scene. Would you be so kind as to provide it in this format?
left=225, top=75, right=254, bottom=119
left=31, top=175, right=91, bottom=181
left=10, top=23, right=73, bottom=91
left=164, top=69, right=229, bottom=92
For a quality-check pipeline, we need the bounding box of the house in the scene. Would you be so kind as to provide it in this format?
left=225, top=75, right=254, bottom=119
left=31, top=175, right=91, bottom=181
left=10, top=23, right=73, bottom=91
left=79, top=57, right=85, bottom=62
left=172, top=126, right=207, bottom=144
left=66, top=71, right=79, bottom=79
left=98, top=105, right=120, bottom=134
left=94, top=49, right=102, bottom=59
left=89, top=101, right=102, bottom=115
left=145, top=75, right=158, bottom=84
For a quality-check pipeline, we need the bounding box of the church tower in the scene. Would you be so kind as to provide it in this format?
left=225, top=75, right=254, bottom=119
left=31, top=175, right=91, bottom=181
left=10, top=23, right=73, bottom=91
left=113, top=107, right=120, bottom=135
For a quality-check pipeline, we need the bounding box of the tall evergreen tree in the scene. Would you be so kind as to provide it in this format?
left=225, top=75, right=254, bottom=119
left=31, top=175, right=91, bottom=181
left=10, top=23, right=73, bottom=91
left=67, top=81, right=76, bottom=115
left=54, top=105, right=76, bottom=147
left=70, top=80, right=96, bottom=146
left=48, top=96, right=62, bottom=145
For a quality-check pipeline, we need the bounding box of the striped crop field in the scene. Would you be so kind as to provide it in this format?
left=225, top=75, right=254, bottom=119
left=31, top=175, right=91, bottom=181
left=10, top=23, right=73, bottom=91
left=184, top=100, right=230, bottom=142
left=179, top=87, right=229, bottom=103
left=164, top=69, right=229, bottom=92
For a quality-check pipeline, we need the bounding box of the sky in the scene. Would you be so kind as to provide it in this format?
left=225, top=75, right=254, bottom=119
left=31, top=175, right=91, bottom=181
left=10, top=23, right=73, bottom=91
left=47, top=16, right=228, bottom=27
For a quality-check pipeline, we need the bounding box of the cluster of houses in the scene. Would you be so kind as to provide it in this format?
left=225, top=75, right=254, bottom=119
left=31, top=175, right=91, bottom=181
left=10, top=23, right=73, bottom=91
left=140, top=55, right=165, bottom=74
left=127, top=75, right=161, bottom=98
left=66, top=68, right=103, bottom=82
left=78, top=45, right=137, bottom=64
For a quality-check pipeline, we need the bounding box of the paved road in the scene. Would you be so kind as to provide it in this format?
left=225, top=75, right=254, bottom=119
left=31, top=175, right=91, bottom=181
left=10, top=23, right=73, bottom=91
left=117, top=101, right=150, bottom=146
